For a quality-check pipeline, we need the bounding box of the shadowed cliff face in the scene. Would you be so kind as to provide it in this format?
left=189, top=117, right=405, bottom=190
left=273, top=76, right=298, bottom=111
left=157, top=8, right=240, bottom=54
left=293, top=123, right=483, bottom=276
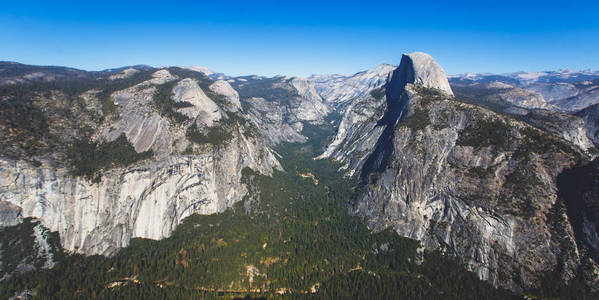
left=354, top=85, right=588, bottom=291
left=2, top=57, right=599, bottom=295
left=558, top=158, right=599, bottom=259
left=361, top=53, right=454, bottom=182
left=318, top=52, right=598, bottom=292
left=556, top=159, right=599, bottom=290
left=359, top=67, right=410, bottom=181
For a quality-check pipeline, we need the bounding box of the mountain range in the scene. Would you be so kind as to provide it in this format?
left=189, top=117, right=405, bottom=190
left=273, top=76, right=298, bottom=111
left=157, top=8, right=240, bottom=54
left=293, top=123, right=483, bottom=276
left=1, top=54, right=599, bottom=299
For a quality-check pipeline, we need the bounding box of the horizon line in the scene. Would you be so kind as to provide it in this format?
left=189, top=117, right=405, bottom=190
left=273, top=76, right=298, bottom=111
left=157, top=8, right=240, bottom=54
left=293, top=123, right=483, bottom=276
left=2, top=60, right=598, bottom=79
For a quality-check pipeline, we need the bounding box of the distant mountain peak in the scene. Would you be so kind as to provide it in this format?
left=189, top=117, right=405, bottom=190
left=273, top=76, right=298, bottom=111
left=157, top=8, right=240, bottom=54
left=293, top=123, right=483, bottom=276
left=559, top=67, right=574, bottom=73
left=187, top=66, right=214, bottom=75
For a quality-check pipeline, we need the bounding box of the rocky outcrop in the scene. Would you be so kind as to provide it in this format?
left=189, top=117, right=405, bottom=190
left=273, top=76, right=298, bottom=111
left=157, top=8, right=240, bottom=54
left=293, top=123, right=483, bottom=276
left=355, top=89, right=584, bottom=290
left=0, top=219, right=59, bottom=280
left=316, top=87, right=387, bottom=176
left=0, top=135, right=279, bottom=255
left=243, top=96, right=307, bottom=145
left=309, top=63, right=395, bottom=111
left=450, top=71, right=599, bottom=112
left=172, top=78, right=223, bottom=124
left=209, top=80, right=242, bottom=112
left=103, top=71, right=177, bottom=155
left=451, top=81, right=556, bottom=110
left=451, top=83, right=597, bottom=153
left=290, top=78, right=331, bottom=122
left=319, top=52, right=454, bottom=175
left=0, top=69, right=282, bottom=255
left=492, top=83, right=556, bottom=110
left=522, top=109, right=596, bottom=153
left=552, top=84, right=599, bottom=112
left=397, top=52, right=453, bottom=96
left=0, top=202, right=22, bottom=228
left=323, top=52, right=596, bottom=291
left=108, top=68, right=139, bottom=80
left=230, top=75, right=333, bottom=146
left=577, top=104, right=599, bottom=147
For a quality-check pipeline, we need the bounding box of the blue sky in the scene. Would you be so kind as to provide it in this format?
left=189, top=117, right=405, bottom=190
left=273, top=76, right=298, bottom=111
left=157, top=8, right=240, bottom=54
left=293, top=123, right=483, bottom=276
left=1, top=0, right=598, bottom=76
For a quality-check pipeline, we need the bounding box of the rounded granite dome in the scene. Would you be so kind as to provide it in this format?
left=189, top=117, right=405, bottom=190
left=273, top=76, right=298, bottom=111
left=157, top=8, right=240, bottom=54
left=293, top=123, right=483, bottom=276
left=402, top=52, right=454, bottom=96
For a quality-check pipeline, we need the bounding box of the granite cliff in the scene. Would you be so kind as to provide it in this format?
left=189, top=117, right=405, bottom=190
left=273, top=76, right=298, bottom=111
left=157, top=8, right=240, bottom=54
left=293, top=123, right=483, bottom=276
left=319, top=52, right=598, bottom=291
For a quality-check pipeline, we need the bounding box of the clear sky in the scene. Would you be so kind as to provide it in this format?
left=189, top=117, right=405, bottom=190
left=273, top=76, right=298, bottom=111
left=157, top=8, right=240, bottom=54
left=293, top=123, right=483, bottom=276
left=1, top=0, right=598, bottom=76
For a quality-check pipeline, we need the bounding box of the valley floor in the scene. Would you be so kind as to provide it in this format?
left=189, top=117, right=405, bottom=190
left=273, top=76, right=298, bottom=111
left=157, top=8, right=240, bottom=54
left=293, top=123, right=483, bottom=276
left=2, top=133, right=593, bottom=299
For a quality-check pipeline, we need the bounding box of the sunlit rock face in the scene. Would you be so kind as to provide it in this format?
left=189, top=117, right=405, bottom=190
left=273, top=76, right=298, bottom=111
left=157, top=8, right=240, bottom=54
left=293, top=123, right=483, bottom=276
left=398, top=52, right=453, bottom=96
left=2, top=56, right=599, bottom=293
left=321, top=52, right=596, bottom=291
left=0, top=142, right=279, bottom=256
left=209, top=80, right=242, bottom=112
left=309, top=63, right=396, bottom=111
left=318, top=52, right=455, bottom=175
left=0, top=69, right=281, bottom=255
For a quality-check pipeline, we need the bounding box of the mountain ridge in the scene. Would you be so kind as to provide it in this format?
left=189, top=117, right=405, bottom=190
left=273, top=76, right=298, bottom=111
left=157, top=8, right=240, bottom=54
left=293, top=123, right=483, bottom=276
left=1, top=53, right=599, bottom=298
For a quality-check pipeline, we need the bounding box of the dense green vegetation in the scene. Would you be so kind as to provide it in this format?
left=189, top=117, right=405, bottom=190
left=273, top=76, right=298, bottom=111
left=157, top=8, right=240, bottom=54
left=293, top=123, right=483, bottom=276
left=400, top=107, right=431, bottom=130
left=152, top=80, right=191, bottom=124
left=0, top=218, right=64, bottom=278
left=369, top=86, right=386, bottom=100
left=230, top=76, right=300, bottom=107
left=186, top=122, right=233, bottom=145
left=456, top=118, right=512, bottom=150
left=2, top=78, right=596, bottom=299
left=399, top=86, right=453, bottom=131
left=0, top=124, right=519, bottom=300
left=0, top=90, right=53, bottom=158
left=0, top=70, right=156, bottom=159
left=67, top=133, right=153, bottom=182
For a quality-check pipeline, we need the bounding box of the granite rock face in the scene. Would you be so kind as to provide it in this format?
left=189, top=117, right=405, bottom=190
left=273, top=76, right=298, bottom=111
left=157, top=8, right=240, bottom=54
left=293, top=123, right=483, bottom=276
left=319, top=52, right=454, bottom=174
left=229, top=75, right=333, bottom=146
left=355, top=90, right=583, bottom=291
left=522, top=109, right=596, bottom=153
left=322, top=52, right=597, bottom=291
left=0, top=202, right=22, bottom=228
left=108, top=68, right=139, bottom=80
left=2, top=57, right=599, bottom=293
left=316, top=86, right=387, bottom=176
left=309, top=63, right=395, bottom=111
left=539, top=82, right=599, bottom=112
left=0, top=66, right=337, bottom=257
left=0, top=144, right=278, bottom=256
left=0, top=219, right=59, bottom=281
left=209, top=80, right=242, bottom=112
left=399, top=52, right=453, bottom=96
left=0, top=69, right=281, bottom=255
left=578, top=104, right=599, bottom=147
left=171, top=78, right=223, bottom=124
left=290, top=78, right=332, bottom=122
